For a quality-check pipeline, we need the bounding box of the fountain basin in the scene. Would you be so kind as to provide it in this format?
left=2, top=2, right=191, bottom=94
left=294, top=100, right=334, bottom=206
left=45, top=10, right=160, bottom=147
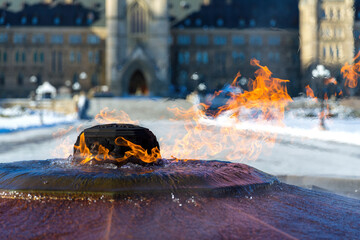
left=0, top=159, right=359, bottom=239
left=0, top=159, right=277, bottom=199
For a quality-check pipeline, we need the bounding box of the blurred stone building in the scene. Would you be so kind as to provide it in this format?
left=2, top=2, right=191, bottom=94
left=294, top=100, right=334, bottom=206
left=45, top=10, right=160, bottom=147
left=0, top=0, right=106, bottom=98
left=0, top=0, right=360, bottom=98
left=299, top=0, right=355, bottom=93
left=171, top=0, right=300, bottom=95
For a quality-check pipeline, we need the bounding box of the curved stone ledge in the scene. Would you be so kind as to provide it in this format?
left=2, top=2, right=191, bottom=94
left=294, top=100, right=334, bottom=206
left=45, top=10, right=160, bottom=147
left=0, top=159, right=278, bottom=197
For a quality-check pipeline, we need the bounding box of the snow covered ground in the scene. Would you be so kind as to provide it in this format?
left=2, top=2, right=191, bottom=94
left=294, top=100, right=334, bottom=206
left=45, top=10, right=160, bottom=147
left=0, top=105, right=77, bottom=133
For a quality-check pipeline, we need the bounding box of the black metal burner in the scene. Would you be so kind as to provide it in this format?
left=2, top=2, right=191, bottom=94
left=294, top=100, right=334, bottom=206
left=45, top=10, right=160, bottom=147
left=73, top=124, right=160, bottom=166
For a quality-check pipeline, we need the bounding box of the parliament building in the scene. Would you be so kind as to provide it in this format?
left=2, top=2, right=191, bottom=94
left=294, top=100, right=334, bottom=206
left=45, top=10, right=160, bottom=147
left=0, top=0, right=359, bottom=97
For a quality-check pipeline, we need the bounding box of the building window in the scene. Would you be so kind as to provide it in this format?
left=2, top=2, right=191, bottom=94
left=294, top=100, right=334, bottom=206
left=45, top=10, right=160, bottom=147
left=87, top=34, right=100, bottom=44
left=250, top=35, right=263, bottom=46
left=203, top=52, right=208, bottom=64
left=0, top=73, right=4, bottom=86
left=77, top=51, right=82, bottom=63
left=232, top=36, right=245, bottom=45
left=95, top=51, right=101, bottom=64
left=31, top=34, right=45, bottom=44
left=270, top=19, right=276, bottom=27
left=213, top=35, right=227, bottom=45
left=13, top=33, right=26, bottom=44
left=72, top=73, right=78, bottom=83
left=21, top=16, right=27, bottom=25
left=15, top=51, right=20, bottom=63
left=268, top=36, right=281, bottom=46
left=91, top=74, right=98, bottom=87
left=58, top=51, right=62, bottom=72
left=0, top=15, right=5, bottom=25
left=195, top=18, right=202, bottom=26
left=177, top=35, right=191, bottom=45
left=238, top=19, right=246, bottom=27
left=268, top=52, right=280, bottom=62
left=178, top=51, right=190, bottom=64
left=32, top=16, right=38, bottom=25
left=215, top=52, right=227, bottom=74
left=87, top=12, right=95, bottom=25
left=196, top=51, right=208, bottom=64
left=17, top=73, right=24, bottom=86
left=88, top=51, right=93, bottom=63
left=0, top=33, right=8, bottom=43
left=195, top=35, right=209, bottom=45
left=179, top=70, right=188, bottom=85
left=52, top=51, right=56, bottom=72
left=69, top=34, right=82, bottom=44
left=337, top=9, right=342, bottom=20
left=70, top=51, right=75, bottom=63
left=3, top=52, right=7, bottom=63
left=36, top=74, right=42, bottom=85
left=323, top=46, right=327, bottom=58
left=216, top=18, right=224, bottom=27
left=249, top=19, right=256, bottom=27
left=39, top=52, right=44, bottom=63
left=329, top=8, right=334, bottom=19
left=54, top=16, right=61, bottom=25
left=75, top=15, right=82, bottom=25
left=22, top=52, right=26, bottom=63
left=232, top=51, right=245, bottom=63
left=51, top=34, right=64, bottom=44
left=129, top=2, right=148, bottom=36
left=33, top=52, right=38, bottom=63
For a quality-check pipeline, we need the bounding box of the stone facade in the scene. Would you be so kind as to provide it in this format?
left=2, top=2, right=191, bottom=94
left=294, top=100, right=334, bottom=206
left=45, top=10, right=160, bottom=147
left=106, top=0, right=169, bottom=96
left=299, top=0, right=354, bottom=89
left=0, top=1, right=106, bottom=98
left=1, top=0, right=360, bottom=98
left=171, top=28, right=300, bottom=96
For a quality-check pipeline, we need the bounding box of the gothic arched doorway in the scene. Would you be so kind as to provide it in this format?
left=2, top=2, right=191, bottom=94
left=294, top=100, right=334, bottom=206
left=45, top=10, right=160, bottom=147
left=128, top=70, right=149, bottom=95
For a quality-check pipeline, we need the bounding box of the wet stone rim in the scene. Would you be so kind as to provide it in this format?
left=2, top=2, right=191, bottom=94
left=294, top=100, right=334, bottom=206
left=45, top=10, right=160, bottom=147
left=0, top=159, right=278, bottom=199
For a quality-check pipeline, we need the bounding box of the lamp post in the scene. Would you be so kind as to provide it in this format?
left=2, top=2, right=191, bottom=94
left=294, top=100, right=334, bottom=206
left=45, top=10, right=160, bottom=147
left=312, top=65, right=330, bottom=130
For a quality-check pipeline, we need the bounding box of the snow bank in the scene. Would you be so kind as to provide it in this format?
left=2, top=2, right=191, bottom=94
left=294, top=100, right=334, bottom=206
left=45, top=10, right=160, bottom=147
left=0, top=106, right=77, bottom=134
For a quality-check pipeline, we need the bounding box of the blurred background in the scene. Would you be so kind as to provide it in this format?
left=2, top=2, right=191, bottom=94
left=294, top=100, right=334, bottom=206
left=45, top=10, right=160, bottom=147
left=0, top=0, right=360, bottom=199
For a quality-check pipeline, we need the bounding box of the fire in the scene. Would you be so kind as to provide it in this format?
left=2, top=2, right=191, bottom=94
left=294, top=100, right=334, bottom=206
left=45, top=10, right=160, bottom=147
left=58, top=59, right=293, bottom=164
left=95, top=107, right=138, bottom=125
left=51, top=126, right=75, bottom=158
left=305, top=85, right=316, bottom=99
left=161, top=59, right=292, bottom=161
left=341, top=51, right=360, bottom=89
left=74, top=133, right=161, bottom=164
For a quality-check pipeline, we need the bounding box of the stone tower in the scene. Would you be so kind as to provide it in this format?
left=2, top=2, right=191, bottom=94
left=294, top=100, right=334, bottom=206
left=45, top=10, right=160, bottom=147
left=299, top=0, right=354, bottom=87
left=106, top=0, right=170, bottom=96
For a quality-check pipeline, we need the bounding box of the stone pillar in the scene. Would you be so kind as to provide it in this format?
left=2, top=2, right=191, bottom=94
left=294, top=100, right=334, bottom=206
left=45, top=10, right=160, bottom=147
left=148, top=0, right=170, bottom=96
left=106, top=0, right=127, bottom=95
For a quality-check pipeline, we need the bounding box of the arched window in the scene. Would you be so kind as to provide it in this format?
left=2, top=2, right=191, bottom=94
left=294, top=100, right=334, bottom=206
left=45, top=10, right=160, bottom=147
left=129, top=1, right=148, bottom=36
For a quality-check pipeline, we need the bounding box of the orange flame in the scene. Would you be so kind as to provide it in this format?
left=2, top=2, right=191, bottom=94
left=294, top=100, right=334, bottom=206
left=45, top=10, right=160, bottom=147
left=74, top=133, right=161, bottom=165
left=324, top=77, right=337, bottom=86
left=95, top=107, right=138, bottom=125
left=161, top=59, right=292, bottom=161
left=341, top=51, right=360, bottom=89
left=58, top=59, right=293, bottom=164
left=51, top=126, right=75, bottom=158
left=305, top=85, right=316, bottom=99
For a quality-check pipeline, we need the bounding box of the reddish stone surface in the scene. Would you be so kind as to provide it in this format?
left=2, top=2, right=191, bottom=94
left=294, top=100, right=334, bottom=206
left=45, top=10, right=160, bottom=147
left=0, top=184, right=359, bottom=239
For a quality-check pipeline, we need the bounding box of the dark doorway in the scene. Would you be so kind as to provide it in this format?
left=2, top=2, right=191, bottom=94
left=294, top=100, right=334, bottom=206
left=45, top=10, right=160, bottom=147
left=128, top=70, right=148, bottom=95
